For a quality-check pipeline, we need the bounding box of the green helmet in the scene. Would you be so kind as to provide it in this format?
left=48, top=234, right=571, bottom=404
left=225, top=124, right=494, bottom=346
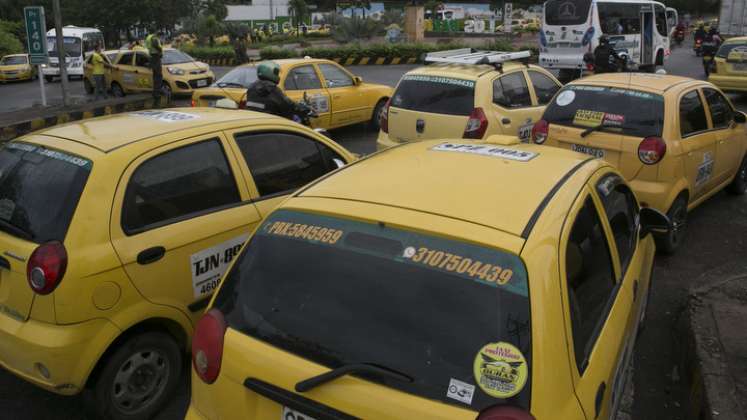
left=257, top=61, right=280, bottom=84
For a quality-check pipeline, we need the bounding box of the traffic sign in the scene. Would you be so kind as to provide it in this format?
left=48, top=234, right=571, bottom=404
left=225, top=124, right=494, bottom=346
left=24, top=6, right=48, bottom=65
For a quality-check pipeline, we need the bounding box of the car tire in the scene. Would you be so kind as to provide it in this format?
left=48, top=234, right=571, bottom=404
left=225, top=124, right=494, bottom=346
left=655, top=195, right=688, bottom=255
left=727, top=157, right=747, bottom=195
left=84, top=331, right=182, bottom=420
left=84, top=78, right=94, bottom=94
left=111, top=82, right=125, bottom=97
left=370, top=99, right=387, bottom=131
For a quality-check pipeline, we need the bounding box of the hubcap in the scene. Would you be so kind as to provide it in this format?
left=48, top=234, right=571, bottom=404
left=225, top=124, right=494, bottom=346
left=111, top=349, right=170, bottom=414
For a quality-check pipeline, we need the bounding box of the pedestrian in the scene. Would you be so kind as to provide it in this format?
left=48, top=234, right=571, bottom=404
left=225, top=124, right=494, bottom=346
left=91, top=44, right=113, bottom=100
left=146, top=30, right=164, bottom=99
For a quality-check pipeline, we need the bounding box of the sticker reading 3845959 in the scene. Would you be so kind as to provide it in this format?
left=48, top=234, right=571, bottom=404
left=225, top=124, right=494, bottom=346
left=473, top=342, right=528, bottom=399
left=264, top=221, right=344, bottom=244
left=190, top=235, right=248, bottom=298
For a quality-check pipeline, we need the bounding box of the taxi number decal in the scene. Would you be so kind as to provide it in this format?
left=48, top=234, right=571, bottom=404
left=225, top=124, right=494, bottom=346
left=265, top=221, right=343, bottom=244
left=404, top=246, right=513, bottom=285
left=402, top=74, right=476, bottom=88
left=431, top=143, right=538, bottom=162
left=696, top=152, right=715, bottom=187
left=190, top=234, right=249, bottom=298
left=131, top=110, right=199, bottom=123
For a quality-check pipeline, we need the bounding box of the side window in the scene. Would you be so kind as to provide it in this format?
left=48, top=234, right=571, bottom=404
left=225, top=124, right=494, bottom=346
left=679, top=90, right=709, bottom=137
left=565, top=196, right=617, bottom=372
left=596, top=174, right=639, bottom=275
left=318, top=63, right=353, bottom=88
left=493, top=72, right=532, bottom=108
left=122, top=139, right=241, bottom=233
left=135, top=53, right=150, bottom=68
left=528, top=71, right=561, bottom=105
left=655, top=5, right=667, bottom=36
left=118, top=52, right=134, bottom=66
left=703, top=88, right=734, bottom=129
left=284, top=65, right=322, bottom=90
left=234, top=132, right=345, bottom=197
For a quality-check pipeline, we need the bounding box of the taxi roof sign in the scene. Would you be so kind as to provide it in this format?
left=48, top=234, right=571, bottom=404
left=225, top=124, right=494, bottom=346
left=424, top=48, right=531, bottom=66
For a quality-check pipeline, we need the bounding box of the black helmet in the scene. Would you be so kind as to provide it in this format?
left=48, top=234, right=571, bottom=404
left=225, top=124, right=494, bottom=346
left=599, top=35, right=609, bottom=45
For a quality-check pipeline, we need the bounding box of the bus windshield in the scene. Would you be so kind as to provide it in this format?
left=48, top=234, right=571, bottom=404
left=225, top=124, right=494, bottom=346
left=47, top=37, right=82, bottom=57
left=545, top=0, right=592, bottom=26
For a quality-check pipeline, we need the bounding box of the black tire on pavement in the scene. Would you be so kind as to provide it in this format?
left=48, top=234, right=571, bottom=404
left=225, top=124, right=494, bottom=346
left=83, top=331, right=182, bottom=420
left=655, top=195, right=688, bottom=255
left=370, top=99, right=387, bottom=131
left=727, top=156, right=747, bottom=195
left=44, top=76, right=53, bottom=83
left=111, top=82, right=125, bottom=97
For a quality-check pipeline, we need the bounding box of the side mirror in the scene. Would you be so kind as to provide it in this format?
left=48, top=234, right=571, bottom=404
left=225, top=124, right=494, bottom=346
left=735, top=111, right=747, bottom=124
left=215, top=98, right=239, bottom=109
left=353, top=76, right=362, bottom=85
left=639, top=207, right=671, bottom=238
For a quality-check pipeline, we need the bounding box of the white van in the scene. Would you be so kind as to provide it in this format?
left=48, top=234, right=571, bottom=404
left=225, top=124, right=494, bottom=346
left=539, top=0, right=674, bottom=80
left=42, top=25, right=104, bottom=81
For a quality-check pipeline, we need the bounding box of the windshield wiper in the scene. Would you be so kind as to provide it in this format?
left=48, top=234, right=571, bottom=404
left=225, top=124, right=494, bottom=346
left=580, top=123, right=606, bottom=138
left=216, top=82, right=245, bottom=88
left=0, top=218, right=32, bottom=241
left=295, top=363, right=413, bottom=393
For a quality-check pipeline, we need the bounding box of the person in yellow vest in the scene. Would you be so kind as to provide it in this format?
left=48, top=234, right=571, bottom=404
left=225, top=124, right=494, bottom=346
left=91, top=44, right=114, bottom=100
left=146, top=31, right=164, bottom=99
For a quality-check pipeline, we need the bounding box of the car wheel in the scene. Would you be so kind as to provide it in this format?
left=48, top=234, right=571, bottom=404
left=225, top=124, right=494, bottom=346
left=84, top=78, right=94, bottom=94
left=370, top=99, right=387, bottom=131
left=655, top=195, right=688, bottom=255
left=727, top=157, right=747, bottom=195
left=84, top=331, right=182, bottom=420
left=111, top=82, right=125, bottom=97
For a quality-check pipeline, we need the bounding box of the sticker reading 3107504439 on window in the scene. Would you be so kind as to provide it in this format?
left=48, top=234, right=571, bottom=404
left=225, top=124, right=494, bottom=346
left=431, top=143, right=538, bottom=162
left=190, top=234, right=248, bottom=298
left=473, top=342, right=528, bottom=399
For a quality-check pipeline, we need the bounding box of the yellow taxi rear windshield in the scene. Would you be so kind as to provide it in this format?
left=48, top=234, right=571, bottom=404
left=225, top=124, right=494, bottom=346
left=214, top=209, right=532, bottom=411
left=391, top=74, right=476, bottom=116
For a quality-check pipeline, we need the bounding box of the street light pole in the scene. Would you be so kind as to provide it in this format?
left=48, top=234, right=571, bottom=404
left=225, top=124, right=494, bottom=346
left=52, top=0, right=69, bottom=106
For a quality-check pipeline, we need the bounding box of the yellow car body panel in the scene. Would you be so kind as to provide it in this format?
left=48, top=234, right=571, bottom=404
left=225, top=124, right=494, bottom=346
left=709, top=36, right=747, bottom=92
left=378, top=62, right=561, bottom=149
left=0, top=108, right=355, bottom=395
left=0, top=54, right=35, bottom=82
left=191, top=58, right=392, bottom=130
left=540, top=73, right=747, bottom=215
left=189, top=139, right=655, bottom=420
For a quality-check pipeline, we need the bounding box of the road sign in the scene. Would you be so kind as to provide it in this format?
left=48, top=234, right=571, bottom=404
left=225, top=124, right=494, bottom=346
left=24, top=6, right=48, bottom=65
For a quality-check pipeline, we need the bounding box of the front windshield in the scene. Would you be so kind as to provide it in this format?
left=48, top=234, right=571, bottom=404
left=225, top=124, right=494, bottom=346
left=162, top=49, right=194, bottom=65
left=214, top=66, right=258, bottom=88
left=47, top=37, right=82, bottom=57
left=545, top=0, right=592, bottom=26
left=1, top=56, right=27, bottom=65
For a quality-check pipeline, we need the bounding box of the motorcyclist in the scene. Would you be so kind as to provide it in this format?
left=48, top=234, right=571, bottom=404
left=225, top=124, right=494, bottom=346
left=694, top=24, right=707, bottom=43
left=702, top=27, right=722, bottom=75
left=593, top=35, right=622, bottom=73
left=244, top=61, right=301, bottom=119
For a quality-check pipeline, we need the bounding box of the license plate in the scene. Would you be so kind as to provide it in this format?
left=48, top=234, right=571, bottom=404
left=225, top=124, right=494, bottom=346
left=734, top=63, right=747, bottom=71
left=571, top=144, right=605, bottom=158
left=281, top=406, right=317, bottom=420
left=196, top=79, right=207, bottom=87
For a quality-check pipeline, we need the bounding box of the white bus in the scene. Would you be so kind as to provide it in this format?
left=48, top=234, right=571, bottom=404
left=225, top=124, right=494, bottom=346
left=539, top=0, right=675, bottom=79
left=42, top=25, right=104, bottom=81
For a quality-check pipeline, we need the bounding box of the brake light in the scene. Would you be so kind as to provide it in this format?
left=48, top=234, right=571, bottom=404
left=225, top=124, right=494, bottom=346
left=463, top=107, right=488, bottom=139
left=192, top=309, right=227, bottom=384
left=27, top=242, right=67, bottom=295
left=638, top=136, right=667, bottom=165
left=477, top=405, right=535, bottom=420
left=532, top=119, right=549, bottom=144
left=380, top=98, right=391, bottom=133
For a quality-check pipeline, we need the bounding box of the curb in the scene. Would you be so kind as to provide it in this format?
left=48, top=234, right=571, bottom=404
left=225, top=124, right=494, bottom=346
left=0, top=96, right=169, bottom=142
left=330, top=56, right=421, bottom=66
left=204, top=58, right=237, bottom=66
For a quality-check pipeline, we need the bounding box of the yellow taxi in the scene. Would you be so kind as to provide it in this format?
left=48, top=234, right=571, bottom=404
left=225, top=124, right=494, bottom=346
left=82, top=49, right=121, bottom=94
left=708, top=36, right=747, bottom=92
left=191, top=58, right=393, bottom=131
left=187, top=136, right=669, bottom=420
left=533, top=73, right=747, bottom=253
left=377, top=50, right=562, bottom=150
left=0, top=54, right=36, bottom=82
left=0, top=108, right=354, bottom=419
left=84, top=48, right=215, bottom=97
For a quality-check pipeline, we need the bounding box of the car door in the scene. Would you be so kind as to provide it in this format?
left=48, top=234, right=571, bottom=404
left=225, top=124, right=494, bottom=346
left=133, top=51, right=153, bottom=91
left=702, top=88, right=742, bottom=185
left=114, top=52, right=138, bottom=92
left=678, top=89, right=719, bottom=200
left=526, top=69, right=562, bottom=137
left=317, top=62, right=366, bottom=128
left=560, top=187, right=633, bottom=420
left=487, top=70, right=539, bottom=142
left=281, top=64, right=331, bottom=128
left=110, top=134, right=262, bottom=322
left=224, top=128, right=350, bottom=218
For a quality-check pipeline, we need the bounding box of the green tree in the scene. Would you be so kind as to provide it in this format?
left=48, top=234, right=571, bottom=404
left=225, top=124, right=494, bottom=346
left=0, top=29, right=24, bottom=57
left=289, top=0, right=310, bottom=36
left=197, top=14, right=223, bottom=46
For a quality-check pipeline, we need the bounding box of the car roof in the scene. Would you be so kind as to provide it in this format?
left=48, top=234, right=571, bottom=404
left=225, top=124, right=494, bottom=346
left=296, top=140, right=594, bottom=238
left=568, top=72, right=700, bottom=93
left=2, top=54, right=27, bottom=58
left=33, top=108, right=271, bottom=153
left=724, top=36, right=747, bottom=44
left=406, top=62, right=531, bottom=80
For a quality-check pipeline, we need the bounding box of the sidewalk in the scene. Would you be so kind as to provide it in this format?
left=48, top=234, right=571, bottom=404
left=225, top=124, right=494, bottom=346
left=684, top=274, right=747, bottom=420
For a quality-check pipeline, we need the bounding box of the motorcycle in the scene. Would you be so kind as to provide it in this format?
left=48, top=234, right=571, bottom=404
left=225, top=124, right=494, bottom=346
left=583, top=51, right=629, bottom=75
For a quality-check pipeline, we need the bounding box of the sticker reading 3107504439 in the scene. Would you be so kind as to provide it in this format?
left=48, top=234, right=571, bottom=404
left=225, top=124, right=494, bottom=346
left=473, top=342, right=528, bottom=399
left=191, top=234, right=248, bottom=298
left=431, top=143, right=538, bottom=162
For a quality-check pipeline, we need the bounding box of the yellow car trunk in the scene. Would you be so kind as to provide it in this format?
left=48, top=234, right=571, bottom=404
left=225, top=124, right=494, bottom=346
left=388, top=107, right=468, bottom=142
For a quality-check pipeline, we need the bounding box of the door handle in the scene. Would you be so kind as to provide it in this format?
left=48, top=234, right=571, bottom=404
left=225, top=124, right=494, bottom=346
left=595, top=382, right=606, bottom=419
left=137, top=246, right=165, bottom=265
left=502, top=117, right=511, bottom=125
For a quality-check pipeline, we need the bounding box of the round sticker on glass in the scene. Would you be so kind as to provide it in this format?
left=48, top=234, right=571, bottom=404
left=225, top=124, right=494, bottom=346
left=555, top=90, right=576, bottom=106
left=473, top=342, right=528, bottom=399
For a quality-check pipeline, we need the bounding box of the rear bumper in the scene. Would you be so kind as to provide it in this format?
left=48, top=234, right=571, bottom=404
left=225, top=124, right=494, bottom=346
left=0, top=313, right=120, bottom=395
left=539, top=53, right=585, bottom=70
left=708, top=74, right=747, bottom=92
left=628, top=178, right=675, bottom=213
left=376, top=131, right=400, bottom=151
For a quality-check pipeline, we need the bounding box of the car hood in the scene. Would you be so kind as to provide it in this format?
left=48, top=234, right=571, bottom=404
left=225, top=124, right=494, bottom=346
left=167, top=61, right=210, bottom=72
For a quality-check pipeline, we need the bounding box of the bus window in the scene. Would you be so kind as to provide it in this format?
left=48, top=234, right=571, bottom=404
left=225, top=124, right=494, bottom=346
left=655, top=4, right=668, bottom=36
left=598, top=3, right=641, bottom=35
left=545, top=0, right=592, bottom=26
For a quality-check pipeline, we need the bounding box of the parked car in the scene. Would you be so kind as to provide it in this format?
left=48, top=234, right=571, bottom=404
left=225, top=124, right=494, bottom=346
left=0, top=54, right=36, bottom=83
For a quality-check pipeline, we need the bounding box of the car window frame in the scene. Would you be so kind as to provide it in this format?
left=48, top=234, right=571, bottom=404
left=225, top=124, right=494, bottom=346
left=702, top=87, right=736, bottom=131
left=491, top=69, right=533, bottom=109
left=592, top=172, right=640, bottom=279
left=134, top=52, right=151, bottom=69
left=117, top=52, right=135, bottom=66
left=527, top=69, right=562, bottom=106
left=283, top=64, right=323, bottom=91
left=679, top=88, right=711, bottom=139
left=317, top=62, right=355, bottom=89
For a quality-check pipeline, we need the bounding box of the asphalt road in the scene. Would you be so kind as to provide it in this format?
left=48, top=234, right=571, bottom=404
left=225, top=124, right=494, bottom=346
left=1, top=43, right=746, bottom=419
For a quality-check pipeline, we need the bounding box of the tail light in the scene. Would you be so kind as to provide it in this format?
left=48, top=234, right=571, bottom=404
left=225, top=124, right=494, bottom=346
left=192, top=309, right=227, bottom=384
left=380, top=98, right=391, bottom=133
left=463, top=107, right=488, bottom=139
left=191, top=99, right=196, bottom=107
left=532, top=119, right=549, bottom=144
left=27, top=242, right=67, bottom=295
left=478, top=405, right=535, bottom=420
left=638, top=136, right=667, bottom=165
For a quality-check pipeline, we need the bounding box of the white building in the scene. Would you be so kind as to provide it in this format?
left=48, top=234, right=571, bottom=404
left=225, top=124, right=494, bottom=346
left=225, top=1, right=290, bottom=22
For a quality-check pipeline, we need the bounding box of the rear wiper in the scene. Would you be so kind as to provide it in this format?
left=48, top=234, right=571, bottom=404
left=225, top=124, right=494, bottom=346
left=295, top=363, right=413, bottom=393
left=580, top=124, right=606, bottom=138
left=0, top=218, right=32, bottom=241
